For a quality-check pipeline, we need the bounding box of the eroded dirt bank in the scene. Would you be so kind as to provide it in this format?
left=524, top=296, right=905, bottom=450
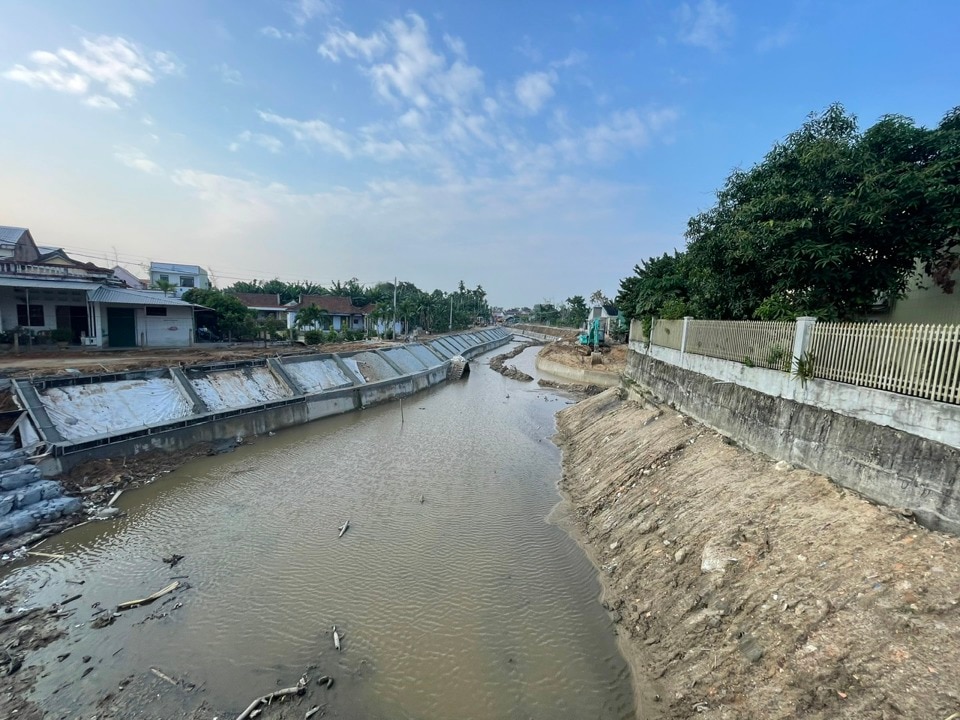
left=555, top=388, right=960, bottom=719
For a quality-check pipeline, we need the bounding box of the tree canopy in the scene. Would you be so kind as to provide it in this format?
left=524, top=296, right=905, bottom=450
left=617, top=104, right=960, bottom=322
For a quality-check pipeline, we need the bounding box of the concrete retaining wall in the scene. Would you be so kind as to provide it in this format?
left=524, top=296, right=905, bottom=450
left=624, top=347, right=960, bottom=534
left=33, top=329, right=509, bottom=476
left=535, top=356, right=621, bottom=387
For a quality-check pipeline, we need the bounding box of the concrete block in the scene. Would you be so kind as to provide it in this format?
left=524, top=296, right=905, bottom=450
left=0, top=465, right=41, bottom=490
left=15, top=484, right=43, bottom=509
left=0, top=518, right=12, bottom=540
left=40, top=481, right=62, bottom=500
left=0, top=450, right=28, bottom=471
left=4, top=510, right=38, bottom=537
left=0, top=493, right=14, bottom=516
left=28, top=496, right=81, bottom=522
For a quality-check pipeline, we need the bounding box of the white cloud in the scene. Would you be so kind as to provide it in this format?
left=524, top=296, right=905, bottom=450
left=515, top=70, right=557, bottom=114
left=562, top=108, right=679, bottom=163
left=443, top=33, right=467, bottom=59
left=114, top=147, right=161, bottom=174
left=85, top=94, right=120, bottom=110
left=677, top=0, right=734, bottom=51
left=756, top=26, right=794, bottom=53
left=232, top=130, right=284, bottom=154
left=259, top=111, right=352, bottom=157
left=217, top=62, right=243, bottom=85
left=289, top=0, right=333, bottom=26
left=3, top=35, right=178, bottom=105
left=318, top=28, right=388, bottom=62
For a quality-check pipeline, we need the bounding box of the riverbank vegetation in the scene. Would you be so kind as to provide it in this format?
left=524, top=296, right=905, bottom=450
left=617, top=104, right=960, bottom=323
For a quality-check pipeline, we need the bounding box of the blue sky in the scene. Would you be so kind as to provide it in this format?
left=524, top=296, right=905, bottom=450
left=1, top=1, right=957, bottom=307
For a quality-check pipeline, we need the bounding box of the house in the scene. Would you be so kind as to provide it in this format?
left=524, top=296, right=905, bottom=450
left=112, top=266, right=146, bottom=290
left=287, top=295, right=375, bottom=333
left=230, top=293, right=289, bottom=323
left=590, top=304, right=623, bottom=337
left=0, top=225, right=198, bottom=348
left=868, top=261, right=960, bottom=324
left=149, top=261, right=210, bottom=298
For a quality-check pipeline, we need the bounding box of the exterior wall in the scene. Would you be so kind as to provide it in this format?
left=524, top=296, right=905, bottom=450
left=0, top=287, right=88, bottom=334
left=149, top=268, right=210, bottom=298
left=624, top=345, right=960, bottom=534
left=135, top=306, right=194, bottom=347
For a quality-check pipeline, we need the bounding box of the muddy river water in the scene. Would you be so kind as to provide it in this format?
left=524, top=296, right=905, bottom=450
left=4, top=342, right=634, bottom=719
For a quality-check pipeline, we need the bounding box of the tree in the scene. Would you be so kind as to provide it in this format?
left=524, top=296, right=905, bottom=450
left=589, top=290, right=609, bottom=306
left=619, top=104, right=960, bottom=322
left=154, top=279, right=176, bottom=297
left=295, top=304, right=330, bottom=330
left=182, top=289, right=254, bottom=341
left=565, top=295, right=589, bottom=327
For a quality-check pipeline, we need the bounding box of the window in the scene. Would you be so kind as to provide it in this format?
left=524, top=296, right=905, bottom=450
left=158, top=274, right=169, bottom=284
left=180, top=276, right=195, bottom=288
left=17, top=304, right=45, bottom=327
left=146, top=307, right=167, bottom=317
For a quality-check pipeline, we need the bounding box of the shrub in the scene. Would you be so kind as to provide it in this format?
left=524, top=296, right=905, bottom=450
left=303, top=330, right=323, bottom=345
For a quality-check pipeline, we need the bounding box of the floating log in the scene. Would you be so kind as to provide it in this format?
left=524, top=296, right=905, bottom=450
left=107, top=490, right=123, bottom=507
left=305, top=706, right=322, bottom=719
left=338, top=520, right=349, bottom=538
left=116, top=581, right=180, bottom=611
left=333, top=625, right=341, bottom=651
left=27, top=551, right=65, bottom=560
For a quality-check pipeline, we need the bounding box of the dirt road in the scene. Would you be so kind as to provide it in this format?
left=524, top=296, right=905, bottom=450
left=556, top=388, right=960, bottom=719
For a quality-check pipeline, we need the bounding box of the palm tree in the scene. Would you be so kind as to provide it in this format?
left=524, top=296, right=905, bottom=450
left=155, top=279, right=176, bottom=296
left=295, top=305, right=330, bottom=331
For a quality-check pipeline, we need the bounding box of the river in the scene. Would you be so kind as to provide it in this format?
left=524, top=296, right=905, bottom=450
left=3, top=341, right=635, bottom=719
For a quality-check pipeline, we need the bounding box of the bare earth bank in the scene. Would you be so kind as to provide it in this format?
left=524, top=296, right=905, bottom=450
left=555, top=388, right=960, bottom=720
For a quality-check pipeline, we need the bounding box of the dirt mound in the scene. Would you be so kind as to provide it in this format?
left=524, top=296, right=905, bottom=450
left=489, top=342, right=540, bottom=381
left=555, top=388, right=960, bottom=720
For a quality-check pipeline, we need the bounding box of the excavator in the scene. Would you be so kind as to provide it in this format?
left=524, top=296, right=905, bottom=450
left=577, top=317, right=604, bottom=349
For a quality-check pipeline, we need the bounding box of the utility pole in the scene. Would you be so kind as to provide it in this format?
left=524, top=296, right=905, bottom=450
left=393, top=277, right=397, bottom=338
left=449, top=294, right=453, bottom=332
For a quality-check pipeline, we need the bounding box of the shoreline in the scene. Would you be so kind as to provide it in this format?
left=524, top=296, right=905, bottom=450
left=553, top=387, right=960, bottom=719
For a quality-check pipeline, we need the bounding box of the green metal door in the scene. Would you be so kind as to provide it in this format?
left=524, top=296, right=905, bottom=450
left=107, top=307, right=137, bottom=347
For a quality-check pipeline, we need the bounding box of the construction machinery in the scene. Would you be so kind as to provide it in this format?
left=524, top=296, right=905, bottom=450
left=577, top=317, right=604, bottom=349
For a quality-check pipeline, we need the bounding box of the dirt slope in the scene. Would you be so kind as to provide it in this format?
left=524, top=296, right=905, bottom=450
left=555, top=388, right=960, bottom=720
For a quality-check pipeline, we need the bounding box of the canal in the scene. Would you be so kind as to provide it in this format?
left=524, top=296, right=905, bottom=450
left=4, top=341, right=635, bottom=719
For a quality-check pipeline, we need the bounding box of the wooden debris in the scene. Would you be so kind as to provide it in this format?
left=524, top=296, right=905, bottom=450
left=236, top=677, right=307, bottom=720
left=161, top=554, right=184, bottom=567
left=0, top=608, right=39, bottom=627
left=305, top=706, right=322, bottom=719
left=27, top=551, right=65, bottom=560
left=107, top=489, right=123, bottom=507
left=116, top=580, right=180, bottom=611
left=332, top=625, right=341, bottom=651
left=150, top=667, right=178, bottom=687
left=338, top=520, right=350, bottom=538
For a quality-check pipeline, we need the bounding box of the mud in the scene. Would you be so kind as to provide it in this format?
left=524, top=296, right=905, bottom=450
left=538, top=339, right=627, bottom=373
left=555, top=388, right=960, bottom=719
left=489, top=341, right=541, bottom=381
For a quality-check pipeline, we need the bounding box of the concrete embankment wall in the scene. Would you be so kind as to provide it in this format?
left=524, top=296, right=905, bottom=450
left=20, top=329, right=509, bottom=476
left=513, top=324, right=579, bottom=341
left=624, top=344, right=960, bottom=534
left=534, top=356, right=621, bottom=388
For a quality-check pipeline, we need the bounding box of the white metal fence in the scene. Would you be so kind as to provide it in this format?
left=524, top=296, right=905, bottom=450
left=810, top=322, right=960, bottom=404
left=685, top=320, right=796, bottom=370
left=632, top=316, right=960, bottom=405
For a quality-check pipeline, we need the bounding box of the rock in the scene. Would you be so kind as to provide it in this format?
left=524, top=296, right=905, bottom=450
left=610, top=541, right=619, bottom=550
left=701, top=536, right=741, bottom=574
left=774, top=460, right=792, bottom=472
left=95, top=507, right=121, bottom=519
left=675, top=548, right=688, bottom=564
left=738, top=633, right=764, bottom=663
left=0, top=493, right=14, bottom=516
left=638, top=519, right=658, bottom=535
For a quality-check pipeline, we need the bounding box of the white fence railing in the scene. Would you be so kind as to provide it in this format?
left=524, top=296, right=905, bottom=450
left=810, top=322, right=960, bottom=404
left=685, top=320, right=796, bottom=370
left=632, top=315, right=960, bottom=405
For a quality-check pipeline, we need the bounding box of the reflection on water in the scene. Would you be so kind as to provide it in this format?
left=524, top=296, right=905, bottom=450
left=5, top=342, right=634, bottom=719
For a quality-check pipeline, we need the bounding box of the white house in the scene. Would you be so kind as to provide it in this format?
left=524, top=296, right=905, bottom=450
left=0, top=226, right=198, bottom=348
left=149, top=261, right=210, bottom=298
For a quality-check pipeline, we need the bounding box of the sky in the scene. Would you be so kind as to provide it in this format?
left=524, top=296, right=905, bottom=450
left=1, top=1, right=958, bottom=308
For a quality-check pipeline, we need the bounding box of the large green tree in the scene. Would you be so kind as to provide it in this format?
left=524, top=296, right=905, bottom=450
left=182, top=289, right=255, bottom=340
left=620, top=104, right=960, bottom=322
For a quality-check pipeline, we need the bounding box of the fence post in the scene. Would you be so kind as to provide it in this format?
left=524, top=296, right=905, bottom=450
left=791, top=316, right=817, bottom=373
left=680, top=316, right=692, bottom=358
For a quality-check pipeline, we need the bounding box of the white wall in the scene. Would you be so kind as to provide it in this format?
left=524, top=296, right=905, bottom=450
left=137, top=306, right=194, bottom=347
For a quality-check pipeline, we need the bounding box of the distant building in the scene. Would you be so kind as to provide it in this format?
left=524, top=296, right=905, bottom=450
left=286, top=295, right=375, bottom=333
left=590, top=304, right=622, bottom=336
left=0, top=225, right=198, bottom=348
left=112, top=266, right=146, bottom=289
left=149, top=261, right=210, bottom=298
left=230, top=293, right=289, bottom=323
